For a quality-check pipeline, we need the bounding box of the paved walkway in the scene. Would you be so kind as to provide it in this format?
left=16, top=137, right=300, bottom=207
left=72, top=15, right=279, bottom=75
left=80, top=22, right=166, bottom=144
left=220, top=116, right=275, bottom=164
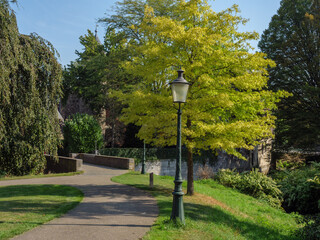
left=0, top=163, right=158, bottom=240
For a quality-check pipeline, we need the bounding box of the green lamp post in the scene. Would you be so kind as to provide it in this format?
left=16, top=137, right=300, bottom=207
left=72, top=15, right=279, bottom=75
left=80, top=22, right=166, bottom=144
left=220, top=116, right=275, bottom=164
left=169, top=68, right=190, bottom=224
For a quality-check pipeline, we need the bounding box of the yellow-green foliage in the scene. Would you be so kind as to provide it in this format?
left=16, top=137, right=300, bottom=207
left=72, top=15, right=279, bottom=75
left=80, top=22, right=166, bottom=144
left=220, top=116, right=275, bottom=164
left=115, top=0, right=289, bottom=158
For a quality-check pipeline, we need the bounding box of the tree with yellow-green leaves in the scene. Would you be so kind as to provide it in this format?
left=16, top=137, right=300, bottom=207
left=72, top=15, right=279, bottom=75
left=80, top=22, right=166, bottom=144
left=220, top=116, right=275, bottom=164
left=113, top=0, right=288, bottom=195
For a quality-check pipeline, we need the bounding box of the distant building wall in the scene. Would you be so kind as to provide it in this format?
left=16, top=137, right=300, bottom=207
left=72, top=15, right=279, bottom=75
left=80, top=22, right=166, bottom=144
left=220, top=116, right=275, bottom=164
left=61, top=93, right=93, bottom=119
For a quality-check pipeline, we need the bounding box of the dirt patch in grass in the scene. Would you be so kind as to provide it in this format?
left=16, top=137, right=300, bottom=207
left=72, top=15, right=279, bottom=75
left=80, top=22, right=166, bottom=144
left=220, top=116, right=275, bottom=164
left=152, top=184, right=250, bottom=219
left=185, top=193, right=250, bottom=219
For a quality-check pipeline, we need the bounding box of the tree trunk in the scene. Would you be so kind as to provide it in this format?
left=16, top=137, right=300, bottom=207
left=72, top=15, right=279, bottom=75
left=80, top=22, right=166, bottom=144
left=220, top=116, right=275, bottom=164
left=111, top=121, right=115, bottom=148
left=186, top=117, right=194, bottom=195
left=187, top=147, right=194, bottom=195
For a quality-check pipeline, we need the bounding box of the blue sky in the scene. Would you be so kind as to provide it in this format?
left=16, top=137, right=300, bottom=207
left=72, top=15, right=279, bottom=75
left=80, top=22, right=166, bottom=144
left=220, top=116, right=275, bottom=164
left=11, top=0, right=281, bottom=67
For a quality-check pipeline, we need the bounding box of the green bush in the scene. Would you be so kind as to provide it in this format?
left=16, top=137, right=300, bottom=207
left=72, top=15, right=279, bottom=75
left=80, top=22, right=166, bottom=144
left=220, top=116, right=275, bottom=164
left=295, top=214, right=320, bottom=240
left=239, top=169, right=282, bottom=199
left=0, top=170, right=6, bottom=178
left=214, top=169, right=283, bottom=208
left=268, top=169, right=290, bottom=184
left=214, top=169, right=242, bottom=188
left=279, top=162, right=320, bottom=214
left=63, top=113, right=103, bottom=153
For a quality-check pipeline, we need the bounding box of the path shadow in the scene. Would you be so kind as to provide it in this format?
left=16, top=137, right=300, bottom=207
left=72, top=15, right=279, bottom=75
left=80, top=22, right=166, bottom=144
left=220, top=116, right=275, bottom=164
left=0, top=184, right=158, bottom=220
left=0, top=184, right=80, bottom=198
left=1, top=221, right=152, bottom=228
left=63, top=183, right=158, bottom=219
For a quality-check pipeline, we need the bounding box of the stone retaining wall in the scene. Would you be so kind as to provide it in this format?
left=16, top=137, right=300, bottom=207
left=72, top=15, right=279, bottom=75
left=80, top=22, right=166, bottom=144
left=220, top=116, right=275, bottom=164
left=135, top=159, right=251, bottom=180
left=136, top=159, right=199, bottom=180
left=135, top=139, right=273, bottom=179
left=71, top=153, right=134, bottom=170
left=45, top=155, right=83, bottom=173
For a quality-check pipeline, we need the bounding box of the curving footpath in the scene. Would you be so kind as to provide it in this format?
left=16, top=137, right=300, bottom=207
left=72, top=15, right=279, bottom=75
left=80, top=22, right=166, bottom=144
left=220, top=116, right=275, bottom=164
left=0, top=163, right=158, bottom=240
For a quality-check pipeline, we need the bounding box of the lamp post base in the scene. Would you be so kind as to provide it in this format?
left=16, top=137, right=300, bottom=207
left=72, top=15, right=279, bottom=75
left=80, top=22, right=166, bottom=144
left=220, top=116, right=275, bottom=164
left=170, top=179, right=185, bottom=224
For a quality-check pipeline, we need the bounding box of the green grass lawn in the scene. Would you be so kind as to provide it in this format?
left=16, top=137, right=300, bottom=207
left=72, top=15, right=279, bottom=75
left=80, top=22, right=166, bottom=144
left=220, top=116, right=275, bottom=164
left=0, top=171, right=83, bottom=181
left=112, top=172, right=301, bottom=240
left=0, top=184, right=83, bottom=240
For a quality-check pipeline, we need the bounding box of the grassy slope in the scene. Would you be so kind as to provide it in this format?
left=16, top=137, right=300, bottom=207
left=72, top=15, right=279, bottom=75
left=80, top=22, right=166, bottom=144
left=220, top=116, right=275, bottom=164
left=112, top=172, right=300, bottom=240
left=0, top=184, right=83, bottom=240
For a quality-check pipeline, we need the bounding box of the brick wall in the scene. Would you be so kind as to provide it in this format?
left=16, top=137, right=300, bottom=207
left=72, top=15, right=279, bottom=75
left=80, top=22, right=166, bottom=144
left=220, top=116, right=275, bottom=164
left=71, top=153, right=134, bottom=170
left=45, top=155, right=83, bottom=173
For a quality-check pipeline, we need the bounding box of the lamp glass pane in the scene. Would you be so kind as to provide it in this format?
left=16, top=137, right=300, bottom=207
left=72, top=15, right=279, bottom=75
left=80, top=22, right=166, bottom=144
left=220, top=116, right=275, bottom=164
left=171, top=83, right=189, bottom=103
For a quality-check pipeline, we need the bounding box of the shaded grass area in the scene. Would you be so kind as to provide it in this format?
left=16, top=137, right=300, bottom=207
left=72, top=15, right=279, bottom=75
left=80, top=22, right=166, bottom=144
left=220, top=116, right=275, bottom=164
left=0, top=171, right=83, bottom=181
left=112, top=172, right=301, bottom=240
left=0, top=184, right=83, bottom=240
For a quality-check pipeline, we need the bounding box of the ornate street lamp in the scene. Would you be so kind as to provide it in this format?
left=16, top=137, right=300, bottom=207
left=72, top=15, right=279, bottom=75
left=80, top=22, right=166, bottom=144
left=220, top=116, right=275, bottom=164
left=169, top=68, right=190, bottom=224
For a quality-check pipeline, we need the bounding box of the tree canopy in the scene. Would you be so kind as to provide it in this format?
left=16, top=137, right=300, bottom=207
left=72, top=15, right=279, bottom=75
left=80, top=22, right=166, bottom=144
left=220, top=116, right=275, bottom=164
left=99, top=0, right=178, bottom=42
left=259, top=0, right=320, bottom=151
left=63, top=27, right=140, bottom=147
left=113, top=0, right=288, bottom=194
left=63, top=30, right=107, bottom=114
left=0, top=0, right=62, bottom=175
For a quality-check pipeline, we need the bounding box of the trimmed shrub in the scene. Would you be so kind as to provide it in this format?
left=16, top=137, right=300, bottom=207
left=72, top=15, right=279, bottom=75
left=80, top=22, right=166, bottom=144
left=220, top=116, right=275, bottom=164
left=63, top=113, right=103, bottom=153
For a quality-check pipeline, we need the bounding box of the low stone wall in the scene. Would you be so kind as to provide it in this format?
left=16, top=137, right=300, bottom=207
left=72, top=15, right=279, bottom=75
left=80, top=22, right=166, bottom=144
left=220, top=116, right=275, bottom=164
left=135, top=159, right=252, bottom=180
left=135, top=150, right=270, bottom=180
left=136, top=159, right=196, bottom=180
left=45, top=155, right=83, bottom=173
left=71, top=153, right=134, bottom=170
